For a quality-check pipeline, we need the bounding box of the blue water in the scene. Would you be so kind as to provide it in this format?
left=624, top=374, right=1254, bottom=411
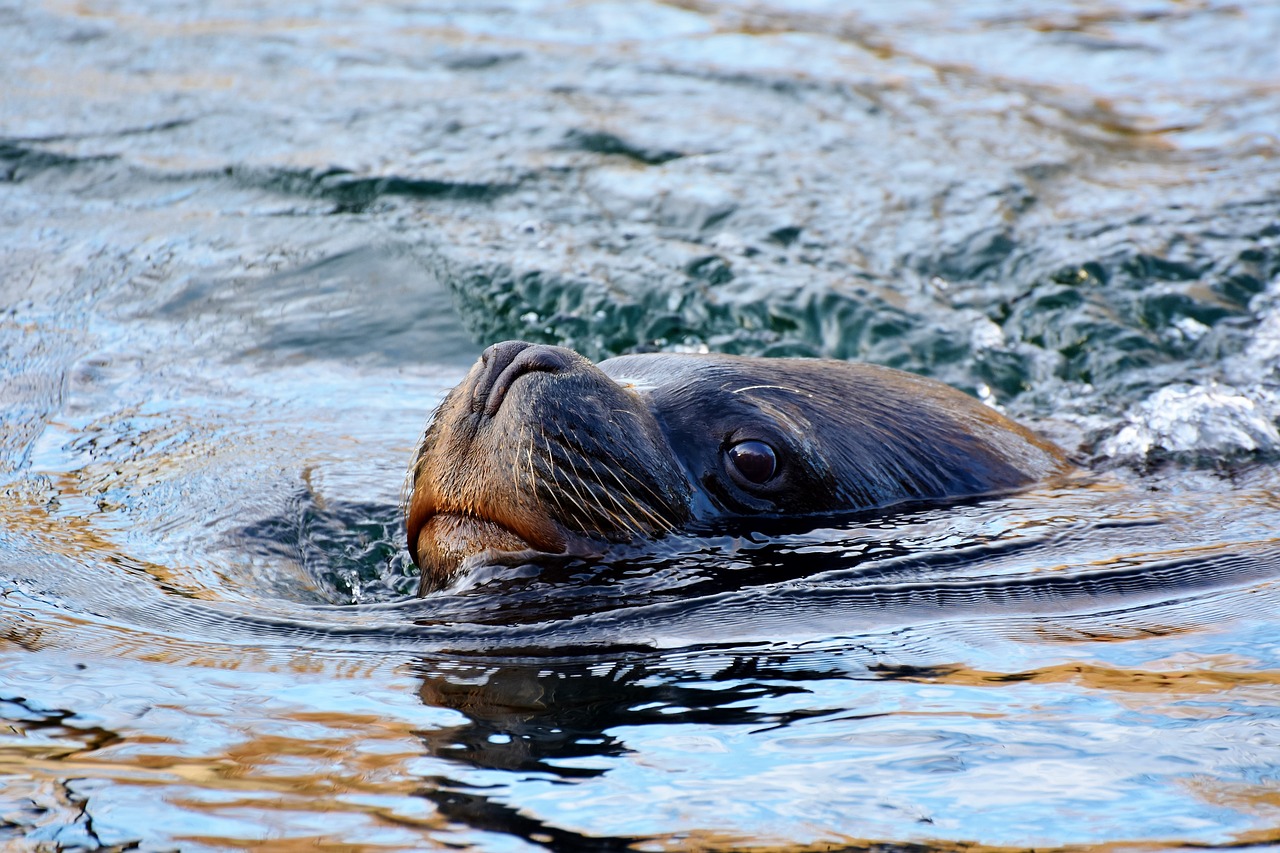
left=3, top=0, right=1280, bottom=849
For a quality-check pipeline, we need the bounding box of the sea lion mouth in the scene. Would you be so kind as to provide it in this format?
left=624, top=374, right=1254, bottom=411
left=420, top=508, right=566, bottom=553
left=407, top=479, right=575, bottom=590
left=409, top=489, right=570, bottom=560
left=409, top=504, right=570, bottom=591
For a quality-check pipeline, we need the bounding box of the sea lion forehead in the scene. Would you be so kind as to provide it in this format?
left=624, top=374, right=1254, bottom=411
left=597, top=352, right=831, bottom=398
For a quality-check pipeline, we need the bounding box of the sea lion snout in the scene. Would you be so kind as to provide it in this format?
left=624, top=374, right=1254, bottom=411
left=407, top=342, right=695, bottom=592
left=471, top=341, right=585, bottom=418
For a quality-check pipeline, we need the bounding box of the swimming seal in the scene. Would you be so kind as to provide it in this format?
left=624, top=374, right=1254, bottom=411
left=406, top=341, right=1069, bottom=593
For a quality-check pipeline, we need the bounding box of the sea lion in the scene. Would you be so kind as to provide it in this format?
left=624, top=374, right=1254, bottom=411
left=406, top=340, right=1069, bottom=593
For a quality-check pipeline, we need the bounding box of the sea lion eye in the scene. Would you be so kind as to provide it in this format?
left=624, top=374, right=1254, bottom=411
left=726, top=440, right=777, bottom=484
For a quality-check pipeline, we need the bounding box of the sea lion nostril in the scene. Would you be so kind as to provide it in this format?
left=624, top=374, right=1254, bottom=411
left=479, top=340, right=530, bottom=370
left=472, top=341, right=577, bottom=418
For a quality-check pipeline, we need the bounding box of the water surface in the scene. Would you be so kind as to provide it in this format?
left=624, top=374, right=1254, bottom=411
left=3, top=0, right=1280, bottom=849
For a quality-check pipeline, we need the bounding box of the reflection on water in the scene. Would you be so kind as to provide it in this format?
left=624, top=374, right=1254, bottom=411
left=4, top=0, right=1280, bottom=849
left=5, top=452, right=1279, bottom=848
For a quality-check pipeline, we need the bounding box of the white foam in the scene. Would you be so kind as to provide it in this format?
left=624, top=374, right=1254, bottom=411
left=1102, top=383, right=1280, bottom=462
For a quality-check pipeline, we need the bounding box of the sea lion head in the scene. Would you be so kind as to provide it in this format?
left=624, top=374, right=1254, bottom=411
left=406, top=341, right=1067, bottom=592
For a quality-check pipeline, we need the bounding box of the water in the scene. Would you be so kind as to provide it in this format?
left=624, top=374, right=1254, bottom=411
left=3, top=0, right=1280, bottom=849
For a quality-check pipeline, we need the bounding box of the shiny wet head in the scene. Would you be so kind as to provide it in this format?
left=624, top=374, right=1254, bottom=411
left=597, top=352, right=1069, bottom=520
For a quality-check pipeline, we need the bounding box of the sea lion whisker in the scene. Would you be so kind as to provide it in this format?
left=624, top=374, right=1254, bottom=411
left=574, top=440, right=681, bottom=527
left=608, top=445, right=683, bottom=510
left=588, top=456, right=676, bottom=533
left=545, top=441, right=601, bottom=530
left=546, top=430, right=678, bottom=513
left=568, top=451, right=654, bottom=535
left=536, top=433, right=576, bottom=523
left=558, top=445, right=666, bottom=531
left=525, top=439, right=547, bottom=517
left=572, top=460, right=639, bottom=533
left=729, top=383, right=812, bottom=397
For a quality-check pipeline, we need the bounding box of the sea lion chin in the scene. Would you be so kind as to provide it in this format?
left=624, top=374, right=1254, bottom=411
left=405, top=340, right=1070, bottom=593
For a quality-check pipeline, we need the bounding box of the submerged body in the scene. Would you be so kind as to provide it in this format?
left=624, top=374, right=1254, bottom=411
left=406, top=341, right=1069, bottom=592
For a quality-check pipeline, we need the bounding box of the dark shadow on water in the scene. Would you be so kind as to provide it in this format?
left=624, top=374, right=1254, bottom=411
left=237, top=493, right=418, bottom=604
left=408, top=651, right=869, bottom=851
left=417, top=780, right=643, bottom=852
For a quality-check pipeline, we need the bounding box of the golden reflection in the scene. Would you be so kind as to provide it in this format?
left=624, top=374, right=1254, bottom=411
left=878, top=660, right=1280, bottom=694
left=1031, top=622, right=1193, bottom=644
left=1, top=702, right=449, bottom=846
left=0, top=475, right=217, bottom=600
left=1183, top=775, right=1280, bottom=817
left=660, top=0, right=1201, bottom=157
left=178, top=835, right=450, bottom=853
left=630, top=826, right=1280, bottom=853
